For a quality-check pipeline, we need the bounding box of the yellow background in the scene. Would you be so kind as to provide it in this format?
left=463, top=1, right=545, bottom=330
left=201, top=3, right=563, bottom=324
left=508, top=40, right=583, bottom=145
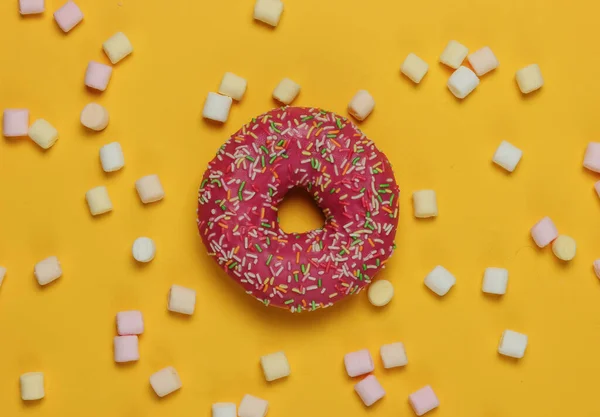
left=1, top=0, right=599, bottom=415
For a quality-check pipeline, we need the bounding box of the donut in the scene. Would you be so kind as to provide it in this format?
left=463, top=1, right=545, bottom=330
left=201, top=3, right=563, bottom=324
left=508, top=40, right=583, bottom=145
left=197, top=107, right=399, bottom=312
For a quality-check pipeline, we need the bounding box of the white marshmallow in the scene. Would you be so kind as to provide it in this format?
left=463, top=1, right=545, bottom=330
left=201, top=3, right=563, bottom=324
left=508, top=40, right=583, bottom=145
left=447, top=66, right=480, bottom=99
left=103, top=32, right=133, bottom=64
left=149, top=366, right=182, bottom=397
left=380, top=342, right=408, bottom=368
left=401, top=53, right=429, bottom=83
left=132, top=237, right=156, bottom=263
left=81, top=103, right=109, bottom=131
left=203, top=92, right=232, bottom=123
left=86, top=186, right=113, bottom=216
left=99, top=142, right=125, bottom=172
left=498, top=329, right=528, bottom=358
left=482, top=267, right=508, bottom=295
left=439, top=40, right=468, bottom=69
left=135, top=174, right=165, bottom=204
left=412, top=190, right=438, bottom=218
left=218, top=72, right=247, bottom=101
left=424, top=265, right=456, bottom=296
left=273, top=78, right=300, bottom=105
left=516, top=64, right=544, bottom=94
left=239, top=394, right=269, bottom=417
left=254, top=0, right=284, bottom=27
left=20, top=372, right=45, bottom=401
left=260, top=351, right=290, bottom=382
left=34, top=256, right=62, bottom=286
left=28, top=119, right=58, bottom=149
left=0, top=266, right=6, bottom=287
left=468, top=46, right=499, bottom=76
left=168, top=284, right=196, bottom=315
left=213, top=403, right=236, bottom=417
left=367, top=279, right=394, bottom=307
left=493, top=140, right=522, bottom=172
left=348, top=90, right=375, bottom=121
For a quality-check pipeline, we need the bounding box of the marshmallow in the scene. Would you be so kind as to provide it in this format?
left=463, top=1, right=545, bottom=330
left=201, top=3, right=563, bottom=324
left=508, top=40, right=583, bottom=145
left=412, top=190, right=438, bottom=218
left=34, top=256, right=62, bottom=286
left=85, top=186, right=113, bottom=216
left=583, top=142, right=600, bottom=173
left=354, top=375, right=385, bottom=407
left=99, top=142, right=125, bottom=172
left=19, top=0, right=45, bottom=15
left=273, top=78, right=300, bottom=105
left=493, top=140, right=522, bottom=172
left=380, top=342, right=408, bottom=368
left=498, top=329, right=528, bottom=358
left=516, top=64, right=544, bottom=94
left=85, top=61, right=113, bottom=92
left=253, top=0, right=284, bottom=27
left=552, top=235, right=576, bottom=261
left=439, top=40, right=468, bottom=69
left=401, top=53, right=429, bottom=83
left=114, top=335, right=140, bottom=363
left=212, top=403, right=236, bottom=417
left=448, top=66, right=479, bottom=99
left=54, top=1, right=83, bottom=32
left=136, top=174, right=165, bottom=204
left=239, top=394, right=269, bottom=417
left=594, top=260, right=600, bottom=279
left=409, top=385, right=439, bottom=416
left=81, top=103, right=109, bottom=131
left=132, top=237, right=156, bottom=263
left=218, top=72, right=247, bottom=101
left=482, top=267, right=508, bottom=295
left=150, top=366, right=182, bottom=397
left=348, top=90, right=375, bottom=121
left=367, top=279, right=394, bottom=307
left=116, top=310, right=144, bottom=335
left=168, top=284, right=196, bottom=315
left=468, top=46, right=499, bottom=76
left=0, top=266, right=5, bottom=287
left=103, top=32, right=133, bottom=64
left=202, top=92, right=232, bottom=123
left=3, top=109, right=29, bottom=137
left=530, top=216, right=558, bottom=248
left=424, top=265, right=456, bottom=296
left=20, top=372, right=45, bottom=401
left=28, top=119, right=58, bottom=149
left=344, top=349, right=374, bottom=377
left=260, top=351, right=290, bottom=382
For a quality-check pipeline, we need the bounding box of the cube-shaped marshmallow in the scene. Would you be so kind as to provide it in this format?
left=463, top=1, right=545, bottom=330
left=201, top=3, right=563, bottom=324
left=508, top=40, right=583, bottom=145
left=81, top=103, right=109, bottom=131
left=516, top=64, right=543, bottom=94
left=168, top=284, right=196, bottom=315
left=583, top=142, right=600, bottom=173
left=260, top=351, right=290, bottom=381
left=439, top=40, right=468, bottom=69
left=213, top=403, right=236, bottom=417
left=254, top=0, right=284, bottom=27
left=20, top=372, right=45, bottom=401
left=409, top=385, right=439, bottom=416
left=135, top=174, right=165, bottom=204
left=85, top=61, right=113, bottom=92
left=218, top=72, right=247, bottom=101
left=239, top=394, right=269, bottom=417
left=448, top=66, right=479, bottom=99
left=593, top=260, right=600, bottom=279
left=380, top=342, right=408, bottom=368
left=150, top=366, right=182, bottom=397
left=103, top=32, right=133, bottom=64
left=273, top=78, right=300, bottom=105
left=54, top=1, right=83, bottom=32
left=412, top=190, right=438, bottom=218
left=29, top=119, right=58, bottom=149
left=344, top=348, right=374, bottom=377
left=468, top=46, right=499, bottom=76
left=530, top=216, right=558, bottom=248
left=3, top=109, right=29, bottom=137
left=202, top=92, right=232, bottom=123
left=86, top=186, right=113, bottom=216
left=493, top=140, right=522, bottom=172
left=100, top=142, right=125, bottom=172
left=401, top=53, right=429, bottom=83
left=34, top=256, right=62, bottom=286
left=498, top=329, right=528, bottom=358
left=552, top=235, right=576, bottom=261
left=0, top=266, right=6, bottom=287
left=367, top=279, right=394, bottom=307
left=424, top=265, right=455, bottom=296
left=117, top=310, right=144, bottom=335
left=114, top=335, right=139, bottom=363
left=348, top=90, right=375, bottom=121
left=19, top=0, right=45, bottom=15
left=482, top=267, right=508, bottom=295
left=355, top=375, right=385, bottom=407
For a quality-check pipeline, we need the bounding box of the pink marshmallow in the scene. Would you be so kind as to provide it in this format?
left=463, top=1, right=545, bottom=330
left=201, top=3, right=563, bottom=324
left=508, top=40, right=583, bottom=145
left=354, top=375, right=385, bottom=406
left=114, top=335, right=139, bottom=363
left=85, top=61, right=113, bottom=91
left=19, top=0, right=45, bottom=14
left=530, top=216, right=558, bottom=248
left=116, top=311, right=144, bottom=335
left=408, top=385, right=439, bottom=416
left=54, top=1, right=83, bottom=32
left=594, top=260, right=600, bottom=279
left=344, top=349, right=374, bottom=377
left=584, top=142, right=600, bottom=173
left=3, top=109, right=29, bottom=137
left=467, top=46, right=499, bottom=76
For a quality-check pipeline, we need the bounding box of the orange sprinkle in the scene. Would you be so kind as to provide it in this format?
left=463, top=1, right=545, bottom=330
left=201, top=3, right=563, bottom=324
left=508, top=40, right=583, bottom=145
left=321, top=165, right=327, bottom=173
left=263, top=284, right=269, bottom=293
left=307, top=142, right=313, bottom=151
left=306, top=126, right=315, bottom=139
left=307, top=245, right=312, bottom=253
left=218, top=222, right=228, bottom=229
left=273, top=171, right=279, bottom=179
left=227, top=189, right=231, bottom=200
left=368, top=238, right=375, bottom=247
left=234, top=246, right=240, bottom=254
left=331, top=139, right=341, bottom=147
left=315, top=128, right=323, bottom=137
left=302, top=300, right=307, bottom=307
left=296, top=252, right=300, bottom=263
left=261, top=208, right=265, bottom=218
left=342, top=163, right=350, bottom=175
left=382, top=206, right=393, bottom=213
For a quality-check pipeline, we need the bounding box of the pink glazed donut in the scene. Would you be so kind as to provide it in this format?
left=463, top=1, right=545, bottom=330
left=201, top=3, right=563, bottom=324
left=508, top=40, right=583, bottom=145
left=197, top=107, right=399, bottom=312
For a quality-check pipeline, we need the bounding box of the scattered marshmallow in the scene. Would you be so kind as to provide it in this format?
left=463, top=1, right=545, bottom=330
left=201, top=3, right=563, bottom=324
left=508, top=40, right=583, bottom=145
left=367, top=279, right=394, bottom=307
left=273, top=78, right=300, bottom=105
left=439, top=40, right=468, bottom=69
left=552, top=235, right=576, bottom=261
left=412, top=190, right=438, bottom=218
left=354, top=375, right=385, bottom=407
left=498, top=329, right=528, bottom=358
left=99, top=142, right=125, bottom=172
left=516, top=64, right=544, bottom=94
left=85, top=61, right=113, bottom=92
left=530, top=216, right=558, bottom=248
left=424, top=265, right=456, bottom=296
left=103, top=32, right=133, bottom=64
left=213, top=403, right=236, bottom=417
left=116, top=310, right=144, bottom=335
left=448, top=66, right=479, bottom=99
left=85, top=186, right=113, bottom=216
left=136, top=174, right=165, bottom=204
left=132, top=237, right=156, bottom=263
left=260, top=351, right=290, bottom=382
left=593, top=260, right=600, bottom=279
left=19, top=0, right=45, bottom=15
left=3, top=109, right=29, bottom=137
left=493, top=140, right=522, bottom=172
left=54, top=1, right=83, bottom=32
left=468, top=46, right=499, bottom=76
left=409, top=385, right=439, bottom=416
left=380, top=342, right=408, bottom=368
left=149, top=366, right=182, bottom=397
left=253, top=0, right=284, bottom=27
left=81, top=103, right=109, bottom=131
left=583, top=142, right=600, bottom=173
left=28, top=119, right=58, bottom=149
left=344, top=348, right=374, bottom=377
left=482, top=267, right=508, bottom=295
left=401, top=53, right=429, bottom=84
left=202, top=92, right=232, bottom=123
left=34, top=256, right=62, bottom=286
left=168, top=284, right=196, bottom=315
left=0, top=266, right=5, bottom=287
left=114, top=335, right=140, bottom=363
left=20, top=372, right=45, bottom=401
left=348, top=90, right=375, bottom=121
left=218, top=72, right=247, bottom=101
left=239, top=394, right=269, bottom=417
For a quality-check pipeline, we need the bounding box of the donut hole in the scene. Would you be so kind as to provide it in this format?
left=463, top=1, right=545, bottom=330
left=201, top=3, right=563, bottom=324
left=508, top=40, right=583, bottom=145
left=277, top=187, right=326, bottom=234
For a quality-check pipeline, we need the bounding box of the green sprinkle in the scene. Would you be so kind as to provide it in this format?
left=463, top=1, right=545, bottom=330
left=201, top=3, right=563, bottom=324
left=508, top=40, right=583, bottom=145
left=363, top=264, right=367, bottom=271
left=228, top=261, right=238, bottom=269
left=269, top=154, right=277, bottom=164
left=376, top=259, right=381, bottom=266
left=261, top=222, right=271, bottom=228
left=326, top=134, right=337, bottom=138
left=318, top=279, right=322, bottom=287
left=266, top=237, right=271, bottom=245
left=366, top=211, right=371, bottom=217
left=377, top=194, right=383, bottom=202
left=245, top=155, right=255, bottom=162
left=255, top=244, right=263, bottom=252
left=266, top=254, right=273, bottom=266
left=301, top=264, right=306, bottom=274
left=285, top=299, right=294, bottom=305
left=294, top=272, right=299, bottom=282
left=316, top=121, right=323, bottom=128
left=336, top=118, right=342, bottom=129
left=360, top=187, right=366, bottom=193
left=390, top=194, right=395, bottom=204
left=261, top=155, right=266, bottom=167
left=270, top=122, right=281, bottom=133
left=260, top=145, right=269, bottom=154
left=201, top=179, right=208, bottom=188
left=269, top=187, right=274, bottom=197
left=301, top=115, right=314, bottom=122
left=352, top=157, right=360, bottom=165
left=282, top=153, right=289, bottom=159
left=380, top=183, right=390, bottom=188
left=238, top=181, right=246, bottom=201
left=277, top=140, right=285, bottom=146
